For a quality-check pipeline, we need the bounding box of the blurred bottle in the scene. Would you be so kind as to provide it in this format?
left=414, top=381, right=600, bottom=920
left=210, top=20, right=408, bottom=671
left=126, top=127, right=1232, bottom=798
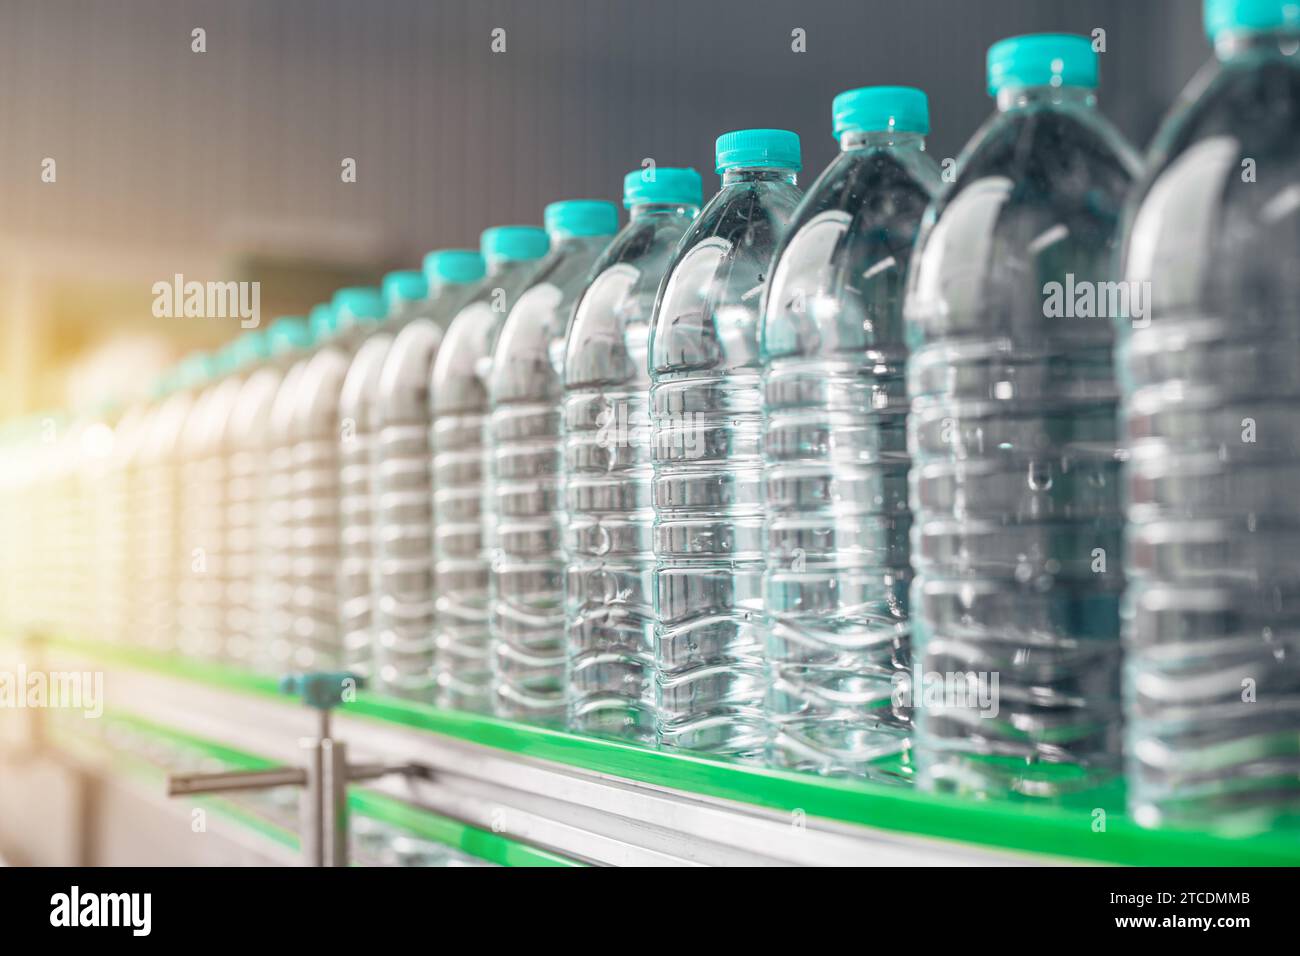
left=431, top=227, right=550, bottom=711
left=650, top=129, right=803, bottom=758
left=372, top=252, right=485, bottom=699
left=272, top=288, right=386, bottom=671
left=97, top=399, right=141, bottom=648
left=488, top=200, right=618, bottom=724
left=1121, top=0, right=1300, bottom=831
left=905, top=34, right=1138, bottom=799
left=563, top=167, right=702, bottom=741
left=338, top=272, right=424, bottom=685
left=761, top=88, right=939, bottom=779
left=176, top=347, right=244, bottom=662
left=266, top=308, right=333, bottom=672
left=141, top=354, right=215, bottom=655
left=225, top=318, right=311, bottom=672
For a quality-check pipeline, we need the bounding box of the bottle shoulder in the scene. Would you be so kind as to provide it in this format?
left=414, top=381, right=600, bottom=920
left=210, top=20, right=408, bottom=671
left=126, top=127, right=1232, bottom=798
left=431, top=302, right=499, bottom=411
left=565, top=217, right=689, bottom=390
left=937, top=104, right=1139, bottom=219
left=906, top=104, right=1138, bottom=343
left=762, top=149, right=940, bottom=362
left=490, top=245, right=609, bottom=403
left=1123, top=55, right=1300, bottom=314
left=651, top=179, right=803, bottom=375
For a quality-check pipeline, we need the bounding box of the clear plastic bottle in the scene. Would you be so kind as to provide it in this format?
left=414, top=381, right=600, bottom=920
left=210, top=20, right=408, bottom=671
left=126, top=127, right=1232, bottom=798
left=278, top=288, right=386, bottom=671
left=488, top=201, right=619, bottom=724
left=139, top=355, right=210, bottom=654
left=265, top=307, right=331, bottom=672
left=564, top=167, right=703, bottom=741
left=338, top=272, right=424, bottom=684
left=905, top=35, right=1139, bottom=799
left=177, top=348, right=243, bottom=662
left=651, top=130, right=803, bottom=758
left=761, top=89, right=940, bottom=779
left=225, top=318, right=311, bottom=672
left=102, top=398, right=148, bottom=648
left=1121, top=0, right=1300, bottom=832
left=372, top=252, right=485, bottom=699
left=431, top=227, right=550, bottom=712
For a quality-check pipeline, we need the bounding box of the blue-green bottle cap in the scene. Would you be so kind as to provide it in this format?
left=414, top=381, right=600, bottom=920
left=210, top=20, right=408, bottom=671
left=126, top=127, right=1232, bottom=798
left=481, top=225, right=550, bottom=264
left=833, top=86, right=930, bottom=139
left=177, top=352, right=216, bottom=389
left=234, top=329, right=274, bottom=368
left=214, top=341, right=243, bottom=375
left=544, top=200, right=620, bottom=239
left=714, top=129, right=802, bottom=173
left=423, top=249, right=487, bottom=285
left=382, top=270, right=429, bottom=310
left=987, top=34, right=1098, bottom=96
left=309, top=303, right=336, bottom=341
left=267, top=316, right=311, bottom=356
left=332, top=287, right=386, bottom=330
left=622, top=167, right=704, bottom=209
left=1205, top=0, right=1300, bottom=37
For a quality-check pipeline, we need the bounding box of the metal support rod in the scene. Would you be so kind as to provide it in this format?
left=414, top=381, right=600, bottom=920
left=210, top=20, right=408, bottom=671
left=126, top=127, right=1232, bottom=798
left=321, top=739, right=348, bottom=868
left=167, top=766, right=308, bottom=796
left=162, top=670, right=428, bottom=865
left=299, top=736, right=325, bottom=867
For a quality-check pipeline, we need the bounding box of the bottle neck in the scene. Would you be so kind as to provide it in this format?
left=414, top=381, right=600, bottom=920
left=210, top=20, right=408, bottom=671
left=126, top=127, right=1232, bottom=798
left=839, top=130, right=926, bottom=152
left=487, top=258, right=533, bottom=280
left=995, top=85, right=1097, bottom=112
left=1215, top=28, right=1300, bottom=63
left=547, top=232, right=613, bottom=256
left=720, top=166, right=798, bottom=187
left=628, top=201, right=700, bottom=220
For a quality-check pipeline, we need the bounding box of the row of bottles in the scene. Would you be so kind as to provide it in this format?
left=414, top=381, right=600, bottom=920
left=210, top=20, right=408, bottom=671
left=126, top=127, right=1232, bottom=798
left=2, top=2, right=1297, bottom=835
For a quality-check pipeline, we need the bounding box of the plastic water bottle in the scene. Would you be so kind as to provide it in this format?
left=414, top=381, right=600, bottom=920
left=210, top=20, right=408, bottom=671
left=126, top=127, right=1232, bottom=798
left=278, top=288, right=386, bottom=671
left=564, top=167, right=703, bottom=741
left=761, top=88, right=940, bottom=779
left=488, top=200, right=619, bottom=724
left=266, top=308, right=332, bottom=672
left=431, top=227, right=549, bottom=711
left=176, top=348, right=244, bottom=661
left=905, top=35, right=1139, bottom=799
left=338, top=272, right=425, bottom=684
left=372, top=251, right=485, bottom=699
left=138, top=355, right=210, bottom=654
left=651, top=130, right=803, bottom=758
left=225, top=318, right=311, bottom=672
left=1121, top=0, right=1300, bottom=832
left=102, top=399, right=149, bottom=648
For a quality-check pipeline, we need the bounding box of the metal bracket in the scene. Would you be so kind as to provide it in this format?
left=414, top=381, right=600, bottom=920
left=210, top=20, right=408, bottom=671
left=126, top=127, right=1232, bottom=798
left=164, top=671, right=428, bottom=866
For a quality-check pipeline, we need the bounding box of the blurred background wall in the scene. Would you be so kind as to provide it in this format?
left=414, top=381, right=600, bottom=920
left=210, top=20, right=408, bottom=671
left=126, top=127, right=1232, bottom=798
left=0, top=0, right=1209, bottom=418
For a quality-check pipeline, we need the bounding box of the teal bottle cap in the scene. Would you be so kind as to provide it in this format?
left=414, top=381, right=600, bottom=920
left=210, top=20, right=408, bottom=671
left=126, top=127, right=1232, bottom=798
left=714, top=129, right=802, bottom=173
left=267, top=316, right=311, bottom=356
left=177, top=352, right=216, bottom=389
left=382, top=270, right=429, bottom=310
left=332, top=287, right=386, bottom=330
left=544, top=200, right=620, bottom=239
left=622, top=167, right=704, bottom=209
left=246, top=329, right=276, bottom=366
left=309, top=302, right=336, bottom=341
left=480, top=226, right=550, bottom=264
left=148, top=372, right=173, bottom=399
left=214, top=341, right=243, bottom=375
left=423, top=249, right=487, bottom=285
left=228, top=330, right=271, bottom=369
left=1205, top=0, right=1300, bottom=37
left=833, top=86, right=930, bottom=139
left=987, top=34, right=1098, bottom=96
